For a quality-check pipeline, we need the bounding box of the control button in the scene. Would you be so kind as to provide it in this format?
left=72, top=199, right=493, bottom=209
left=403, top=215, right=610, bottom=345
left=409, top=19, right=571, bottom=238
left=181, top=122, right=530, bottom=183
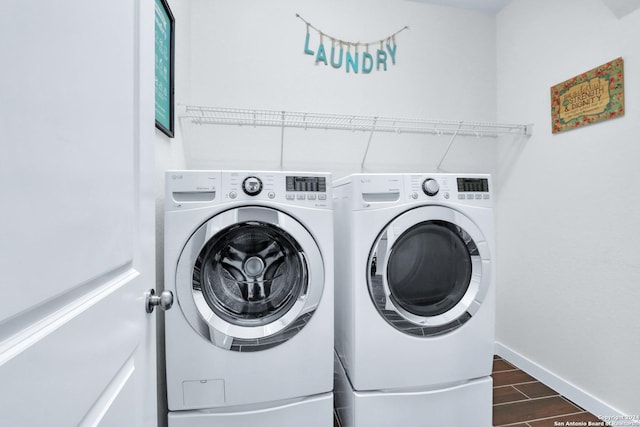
left=318, top=194, right=327, bottom=200
left=307, top=194, right=317, bottom=200
left=229, top=191, right=237, bottom=199
left=483, top=194, right=490, bottom=199
left=422, top=178, right=439, bottom=196
left=242, top=176, right=263, bottom=196
left=268, top=192, right=276, bottom=199
left=458, top=194, right=465, bottom=200
left=296, top=194, right=306, bottom=200
left=444, top=192, right=450, bottom=200
left=466, top=194, right=474, bottom=199
left=475, top=194, right=482, bottom=199
left=285, top=194, right=295, bottom=200
left=411, top=192, right=418, bottom=200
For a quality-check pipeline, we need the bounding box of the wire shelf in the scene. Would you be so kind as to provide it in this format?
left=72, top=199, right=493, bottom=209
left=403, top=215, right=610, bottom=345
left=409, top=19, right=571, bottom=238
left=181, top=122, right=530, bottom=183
left=183, top=105, right=531, bottom=138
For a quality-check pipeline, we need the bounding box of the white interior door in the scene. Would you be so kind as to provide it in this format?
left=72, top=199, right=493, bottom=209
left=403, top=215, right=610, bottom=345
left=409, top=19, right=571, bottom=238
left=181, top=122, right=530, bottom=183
left=0, top=0, right=157, bottom=425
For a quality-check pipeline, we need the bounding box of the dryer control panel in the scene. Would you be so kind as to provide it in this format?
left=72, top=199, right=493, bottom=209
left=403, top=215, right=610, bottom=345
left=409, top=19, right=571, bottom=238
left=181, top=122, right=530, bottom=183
left=333, top=173, right=492, bottom=211
left=406, top=174, right=492, bottom=207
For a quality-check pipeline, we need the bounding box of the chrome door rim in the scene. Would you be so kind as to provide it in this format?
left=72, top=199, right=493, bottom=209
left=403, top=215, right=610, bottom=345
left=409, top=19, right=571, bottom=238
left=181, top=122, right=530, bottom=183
left=368, top=205, right=490, bottom=336
left=176, top=206, right=324, bottom=351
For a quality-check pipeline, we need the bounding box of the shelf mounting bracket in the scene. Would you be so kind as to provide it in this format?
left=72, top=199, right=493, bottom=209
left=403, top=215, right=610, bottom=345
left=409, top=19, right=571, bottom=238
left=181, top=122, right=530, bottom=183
left=361, top=117, right=378, bottom=171
left=279, top=111, right=285, bottom=170
left=437, top=121, right=462, bottom=172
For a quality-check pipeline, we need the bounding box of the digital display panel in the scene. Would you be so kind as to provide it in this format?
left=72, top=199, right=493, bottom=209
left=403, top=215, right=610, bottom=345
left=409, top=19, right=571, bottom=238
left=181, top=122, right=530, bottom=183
left=457, top=178, right=489, bottom=193
left=286, top=176, right=327, bottom=192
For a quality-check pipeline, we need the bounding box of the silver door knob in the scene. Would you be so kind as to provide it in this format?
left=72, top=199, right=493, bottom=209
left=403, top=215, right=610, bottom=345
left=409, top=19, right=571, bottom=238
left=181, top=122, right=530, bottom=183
left=145, top=289, right=174, bottom=313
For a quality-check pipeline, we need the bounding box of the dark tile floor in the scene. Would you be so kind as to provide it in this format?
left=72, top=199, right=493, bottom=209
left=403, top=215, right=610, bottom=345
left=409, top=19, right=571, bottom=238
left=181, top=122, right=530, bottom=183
left=493, top=355, right=603, bottom=426
left=334, top=356, right=604, bottom=426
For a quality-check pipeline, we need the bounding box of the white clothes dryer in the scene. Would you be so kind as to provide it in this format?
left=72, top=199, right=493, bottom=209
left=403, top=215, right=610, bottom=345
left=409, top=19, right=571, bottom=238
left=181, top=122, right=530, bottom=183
left=333, top=173, right=495, bottom=391
left=164, top=170, right=333, bottom=427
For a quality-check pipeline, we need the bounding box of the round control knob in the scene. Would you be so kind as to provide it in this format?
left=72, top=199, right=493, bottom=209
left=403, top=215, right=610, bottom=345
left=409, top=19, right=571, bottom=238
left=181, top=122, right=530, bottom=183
left=422, top=178, right=440, bottom=196
left=242, top=176, right=263, bottom=196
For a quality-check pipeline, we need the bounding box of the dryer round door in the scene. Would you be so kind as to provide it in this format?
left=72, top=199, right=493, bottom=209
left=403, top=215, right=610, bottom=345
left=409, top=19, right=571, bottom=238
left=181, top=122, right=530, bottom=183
left=176, top=206, right=324, bottom=352
left=367, top=205, right=491, bottom=336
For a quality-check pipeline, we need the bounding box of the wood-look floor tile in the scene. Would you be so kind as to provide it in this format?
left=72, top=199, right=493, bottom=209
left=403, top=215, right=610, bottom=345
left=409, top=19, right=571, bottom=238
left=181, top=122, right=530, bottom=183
left=527, top=411, right=604, bottom=427
left=514, top=381, right=558, bottom=399
left=493, top=385, right=529, bottom=404
left=493, top=358, right=516, bottom=372
left=493, top=396, right=582, bottom=426
left=492, top=369, right=537, bottom=387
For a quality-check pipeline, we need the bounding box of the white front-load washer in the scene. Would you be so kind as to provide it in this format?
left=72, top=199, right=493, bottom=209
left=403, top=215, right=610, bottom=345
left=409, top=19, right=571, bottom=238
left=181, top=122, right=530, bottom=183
left=164, top=170, right=333, bottom=427
left=332, top=173, right=495, bottom=427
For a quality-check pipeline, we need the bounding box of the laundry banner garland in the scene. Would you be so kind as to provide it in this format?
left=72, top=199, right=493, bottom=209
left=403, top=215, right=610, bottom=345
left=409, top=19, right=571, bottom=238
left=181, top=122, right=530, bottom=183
left=297, top=14, right=408, bottom=74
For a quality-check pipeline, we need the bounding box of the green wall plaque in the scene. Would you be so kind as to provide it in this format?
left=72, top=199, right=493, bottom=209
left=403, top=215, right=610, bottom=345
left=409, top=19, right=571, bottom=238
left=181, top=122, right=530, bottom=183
left=155, top=0, right=174, bottom=138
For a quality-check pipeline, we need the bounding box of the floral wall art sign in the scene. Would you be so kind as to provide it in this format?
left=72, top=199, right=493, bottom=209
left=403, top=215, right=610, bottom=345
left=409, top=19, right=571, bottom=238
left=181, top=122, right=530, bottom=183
left=551, top=57, right=624, bottom=133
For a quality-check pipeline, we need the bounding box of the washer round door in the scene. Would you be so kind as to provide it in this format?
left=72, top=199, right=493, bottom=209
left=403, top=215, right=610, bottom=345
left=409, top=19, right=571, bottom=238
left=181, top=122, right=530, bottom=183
left=368, top=205, right=491, bottom=336
left=176, top=206, right=324, bottom=352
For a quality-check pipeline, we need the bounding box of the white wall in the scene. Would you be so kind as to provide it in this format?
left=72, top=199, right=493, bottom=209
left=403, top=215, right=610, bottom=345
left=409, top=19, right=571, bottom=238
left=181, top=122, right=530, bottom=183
left=180, top=0, right=500, bottom=177
left=154, top=3, right=500, bottom=421
left=155, top=0, right=189, bottom=287
left=154, top=1, right=189, bottom=425
left=496, top=0, right=640, bottom=415
left=156, top=0, right=640, bottom=417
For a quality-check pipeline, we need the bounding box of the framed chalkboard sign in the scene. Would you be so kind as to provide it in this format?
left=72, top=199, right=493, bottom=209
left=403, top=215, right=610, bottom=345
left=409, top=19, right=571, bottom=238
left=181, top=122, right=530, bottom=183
left=155, top=0, right=175, bottom=138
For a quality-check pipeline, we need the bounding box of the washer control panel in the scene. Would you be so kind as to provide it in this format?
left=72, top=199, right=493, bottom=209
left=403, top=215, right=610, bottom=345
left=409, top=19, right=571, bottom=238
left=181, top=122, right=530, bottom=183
left=226, top=171, right=330, bottom=208
left=166, top=170, right=331, bottom=210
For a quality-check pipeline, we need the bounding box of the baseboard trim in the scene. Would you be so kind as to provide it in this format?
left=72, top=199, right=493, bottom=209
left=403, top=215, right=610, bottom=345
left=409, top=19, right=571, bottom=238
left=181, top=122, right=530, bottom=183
left=494, top=342, right=636, bottom=422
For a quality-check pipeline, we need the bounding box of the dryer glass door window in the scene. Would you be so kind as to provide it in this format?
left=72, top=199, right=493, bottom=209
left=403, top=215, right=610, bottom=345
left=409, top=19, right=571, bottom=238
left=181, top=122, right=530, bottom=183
left=368, top=206, right=490, bottom=337
left=194, top=221, right=307, bottom=326
left=386, top=221, right=473, bottom=317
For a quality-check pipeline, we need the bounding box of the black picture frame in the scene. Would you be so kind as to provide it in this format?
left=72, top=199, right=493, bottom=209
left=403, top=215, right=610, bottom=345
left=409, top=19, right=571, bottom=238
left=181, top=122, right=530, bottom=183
left=155, top=0, right=175, bottom=138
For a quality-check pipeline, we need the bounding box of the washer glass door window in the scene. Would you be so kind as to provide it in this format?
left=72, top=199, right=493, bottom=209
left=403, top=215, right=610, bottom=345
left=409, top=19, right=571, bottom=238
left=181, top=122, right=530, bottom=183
left=194, top=221, right=305, bottom=327
left=176, top=207, right=324, bottom=352
left=368, top=206, right=490, bottom=336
